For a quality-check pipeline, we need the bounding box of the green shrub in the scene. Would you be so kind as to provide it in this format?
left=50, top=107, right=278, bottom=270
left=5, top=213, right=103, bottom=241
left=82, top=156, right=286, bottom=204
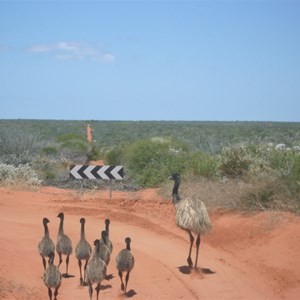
left=281, top=153, right=300, bottom=197
left=41, top=146, right=58, bottom=156
left=55, top=133, right=83, bottom=143
left=188, top=151, right=220, bottom=179
left=55, top=133, right=90, bottom=162
left=87, top=144, right=101, bottom=161
left=45, top=171, right=56, bottom=180
left=106, top=147, right=124, bottom=165
left=220, top=145, right=253, bottom=178
left=124, top=137, right=189, bottom=187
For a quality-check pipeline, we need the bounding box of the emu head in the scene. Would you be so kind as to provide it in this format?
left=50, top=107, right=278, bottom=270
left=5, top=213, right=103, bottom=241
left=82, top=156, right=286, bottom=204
left=94, top=239, right=100, bottom=247
left=168, top=173, right=181, bottom=182
left=57, top=212, right=64, bottom=219
left=43, top=217, right=50, bottom=225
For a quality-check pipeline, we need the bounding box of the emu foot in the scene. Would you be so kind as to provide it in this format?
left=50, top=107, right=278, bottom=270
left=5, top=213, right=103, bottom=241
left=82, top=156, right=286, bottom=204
left=187, top=257, right=193, bottom=268
left=121, top=283, right=125, bottom=292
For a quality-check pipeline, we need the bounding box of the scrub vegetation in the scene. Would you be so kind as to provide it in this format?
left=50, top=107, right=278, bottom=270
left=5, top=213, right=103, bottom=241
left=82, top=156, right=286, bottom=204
left=0, top=120, right=300, bottom=212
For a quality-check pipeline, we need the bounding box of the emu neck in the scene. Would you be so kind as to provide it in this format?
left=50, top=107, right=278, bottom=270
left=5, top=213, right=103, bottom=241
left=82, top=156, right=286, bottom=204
left=102, top=235, right=107, bottom=244
left=172, top=179, right=181, bottom=204
left=94, top=243, right=100, bottom=256
left=126, top=242, right=131, bottom=251
left=44, top=222, right=50, bottom=237
left=105, top=224, right=109, bottom=236
left=80, top=223, right=85, bottom=239
left=58, top=218, right=64, bottom=234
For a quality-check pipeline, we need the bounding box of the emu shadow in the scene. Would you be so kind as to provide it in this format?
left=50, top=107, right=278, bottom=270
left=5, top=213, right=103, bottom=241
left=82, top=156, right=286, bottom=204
left=178, top=265, right=215, bottom=275
left=62, top=273, right=75, bottom=278
left=178, top=265, right=192, bottom=274
left=125, top=289, right=137, bottom=298
left=99, top=284, right=112, bottom=291
left=106, top=273, right=114, bottom=280
left=201, top=267, right=215, bottom=275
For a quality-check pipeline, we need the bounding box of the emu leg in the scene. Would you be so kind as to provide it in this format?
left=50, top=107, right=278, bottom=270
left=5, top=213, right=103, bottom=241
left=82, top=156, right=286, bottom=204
left=47, top=287, right=52, bottom=300
left=187, top=230, right=194, bottom=267
left=118, top=270, right=125, bottom=291
left=41, top=255, right=47, bottom=270
left=96, top=282, right=101, bottom=300
left=88, top=282, right=93, bottom=300
left=54, top=286, right=59, bottom=300
left=57, top=252, right=62, bottom=268
left=194, top=234, right=201, bottom=269
left=65, top=254, right=70, bottom=275
left=125, top=271, right=130, bottom=293
left=83, top=259, right=89, bottom=284
left=78, top=259, right=83, bottom=284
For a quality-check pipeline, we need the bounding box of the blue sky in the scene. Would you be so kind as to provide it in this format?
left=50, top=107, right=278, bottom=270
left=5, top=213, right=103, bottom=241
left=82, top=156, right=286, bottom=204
left=0, top=0, right=299, bottom=121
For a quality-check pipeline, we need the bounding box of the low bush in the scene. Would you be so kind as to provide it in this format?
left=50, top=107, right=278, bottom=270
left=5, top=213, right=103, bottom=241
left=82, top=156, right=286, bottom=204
left=188, top=151, right=220, bottom=179
left=220, top=144, right=253, bottom=178
left=124, top=137, right=189, bottom=187
left=55, top=133, right=90, bottom=163
left=32, top=156, right=69, bottom=181
left=0, top=163, right=41, bottom=188
left=105, top=147, right=124, bottom=165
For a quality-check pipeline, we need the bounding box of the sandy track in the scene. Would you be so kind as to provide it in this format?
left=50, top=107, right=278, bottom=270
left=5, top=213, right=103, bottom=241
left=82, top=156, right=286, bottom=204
left=0, top=186, right=299, bottom=299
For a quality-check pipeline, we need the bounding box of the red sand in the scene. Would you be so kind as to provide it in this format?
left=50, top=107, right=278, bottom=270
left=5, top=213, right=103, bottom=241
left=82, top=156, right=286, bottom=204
left=0, top=186, right=299, bottom=299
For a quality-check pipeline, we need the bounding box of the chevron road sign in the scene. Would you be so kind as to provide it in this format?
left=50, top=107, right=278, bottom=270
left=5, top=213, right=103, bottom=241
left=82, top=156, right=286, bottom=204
left=70, top=165, right=124, bottom=180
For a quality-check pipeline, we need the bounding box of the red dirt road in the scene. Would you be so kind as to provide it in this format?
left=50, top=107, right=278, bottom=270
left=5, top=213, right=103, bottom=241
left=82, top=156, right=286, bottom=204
left=0, top=186, right=300, bottom=300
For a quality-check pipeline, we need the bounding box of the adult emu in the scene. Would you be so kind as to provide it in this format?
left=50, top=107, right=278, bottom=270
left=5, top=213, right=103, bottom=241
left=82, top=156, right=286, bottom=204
left=169, top=174, right=212, bottom=269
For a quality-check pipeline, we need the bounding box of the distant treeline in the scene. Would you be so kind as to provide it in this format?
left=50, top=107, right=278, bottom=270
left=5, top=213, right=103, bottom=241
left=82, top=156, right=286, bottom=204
left=1, top=119, right=300, bottom=154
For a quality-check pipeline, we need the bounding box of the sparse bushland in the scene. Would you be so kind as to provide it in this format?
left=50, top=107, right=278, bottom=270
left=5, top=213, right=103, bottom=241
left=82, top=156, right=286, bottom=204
left=0, top=128, right=40, bottom=166
left=0, top=120, right=300, bottom=213
left=1, top=120, right=300, bottom=154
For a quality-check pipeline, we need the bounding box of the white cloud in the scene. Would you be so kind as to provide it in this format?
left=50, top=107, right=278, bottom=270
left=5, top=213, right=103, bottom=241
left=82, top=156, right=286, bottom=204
left=28, top=45, right=53, bottom=52
left=27, top=41, right=116, bottom=62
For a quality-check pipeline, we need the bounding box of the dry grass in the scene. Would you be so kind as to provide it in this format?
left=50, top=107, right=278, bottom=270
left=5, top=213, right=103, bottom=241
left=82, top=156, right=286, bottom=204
left=159, top=175, right=300, bottom=214
left=159, top=176, right=248, bottom=210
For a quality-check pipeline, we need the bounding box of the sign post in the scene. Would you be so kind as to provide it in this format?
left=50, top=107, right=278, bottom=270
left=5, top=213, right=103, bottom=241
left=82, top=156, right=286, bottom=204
left=70, top=165, right=124, bottom=198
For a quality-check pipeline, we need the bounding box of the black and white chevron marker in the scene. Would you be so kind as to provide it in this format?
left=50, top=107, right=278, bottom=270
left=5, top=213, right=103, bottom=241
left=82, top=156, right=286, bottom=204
left=70, top=165, right=124, bottom=180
